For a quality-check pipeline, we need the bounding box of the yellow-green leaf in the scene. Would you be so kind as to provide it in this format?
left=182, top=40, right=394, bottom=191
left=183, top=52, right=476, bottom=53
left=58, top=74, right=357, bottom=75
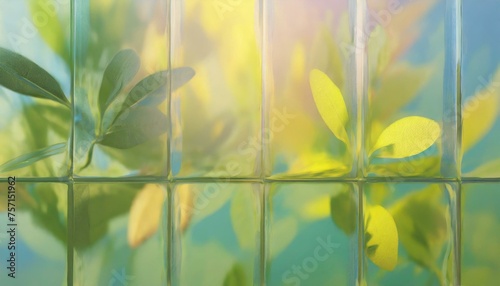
left=464, top=159, right=500, bottom=178
left=127, top=184, right=165, bottom=248
left=309, top=69, right=350, bottom=145
left=230, top=191, right=257, bottom=250
left=370, top=116, right=441, bottom=158
left=365, top=205, right=398, bottom=271
left=270, top=217, right=298, bottom=259
left=223, top=263, right=247, bottom=286
left=301, top=196, right=331, bottom=220
left=462, top=82, right=499, bottom=151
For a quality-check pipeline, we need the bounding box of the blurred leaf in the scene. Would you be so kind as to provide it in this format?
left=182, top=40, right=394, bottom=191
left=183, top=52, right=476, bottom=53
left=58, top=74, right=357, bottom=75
left=128, top=184, right=165, bottom=248
left=177, top=185, right=195, bottom=232
left=223, top=263, right=247, bottom=286
left=38, top=104, right=71, bottom=138
left=120, top=67, right=195, bottom=114
left=309, top=69, right=350, bottom=145
left=99, top=138, right=165, bottom=173
left=182, top=184, right=233, bottom=226
left=0, top=143, right=66, bottom=173
left=370, top=116, right=440, bottom=158
left=367, top=156, right=441, bottom=177
left=98, top=49, right=140, bottom=115
left=391, top=186, right=448, bottom=271
left=371, top=64, right=432, bottom=121
left=0, top=47, right=69, bottom=107
left=230, top=191, right=257, bottom=250
left=74, top=184, right=138, bottom=249
left=98, top=106, right=167, bottom=149
left=464, top=159, right=500, bottom=178
left=29, top=0, right=69, bottom=63
left=270, top=217, right=298, bottom=259
left=31, top=184, right=67, bottom=245
left=301, top=196, right=330, bottom=220
left=462, top=74, right=499, bottom=151
left=365, top=205, right=398, bottom=271
left=310, top=26, right=345, bottom=89
left=288, top=151, right=351, bottom=178
left=330, top=189, right=357, bottom=235
left=74, top=89, right=96, bottom=169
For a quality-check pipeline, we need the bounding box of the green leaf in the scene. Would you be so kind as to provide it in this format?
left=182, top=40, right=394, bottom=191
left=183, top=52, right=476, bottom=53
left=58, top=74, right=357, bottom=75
left=98, top=49, right=140, bottom=115
left=74, top=184, right=139, bottom=249
left=330, top=188, right=357, bottom=235
left=0, top=143, right=66, bottom=173
left=98, top=106, right=167, bottom=149
left=309, top=69, right=350, bottom=145
left=119, top=67, right=195, bottom=116
left=29, top=0, right=69, bottom=63
left=370, top=116, right=441, bottom=159
left=365, top=205, right=399, bottom=271
left=230, top=190, right=257, bottom=250
left=223, top=263, right=247, bottom=286
left=0, top=47, right=69, bottom=107
left=390, top=186, right=448, bottom=270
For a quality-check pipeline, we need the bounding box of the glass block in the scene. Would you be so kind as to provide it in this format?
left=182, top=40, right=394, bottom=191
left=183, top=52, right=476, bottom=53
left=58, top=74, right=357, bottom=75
left=461, top=183, right=500, bottom=285
left=0, top=180, right=68, bottom=285
left=266, top=183, right=358, bottom=285
left=363, top=183, right=457, bottom=286
left=461, top=0, right=500, bottom=178
left=0, top=0, right=71, bottom=178
left=172, top=183, right=261, bottom=285
left=170, top=0, right=262, bottom=178
left=73, top=0, right=173, bottom=178
left=264, top=0, right=356, bottom=179
left=73, top=183, right=167, bottom=286
left=364, top=0, right=459, bottom=178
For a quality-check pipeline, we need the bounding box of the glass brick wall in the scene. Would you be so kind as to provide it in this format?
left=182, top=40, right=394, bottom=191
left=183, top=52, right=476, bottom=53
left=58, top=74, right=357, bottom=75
left=0, top=0, right=499, bottom=285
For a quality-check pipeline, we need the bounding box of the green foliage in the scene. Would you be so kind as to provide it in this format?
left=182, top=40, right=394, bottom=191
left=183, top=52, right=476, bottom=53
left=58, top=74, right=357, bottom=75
left=222, top=263, right=247, bottom=286
left=0, top=143, right=66, bottom=173
left=98, top=49, right=140, bottom=116
left=73, top=184, right=140, bottom=249
left=391, top=186, right=448, bottom=274
left=0, top=47, right=70, bottom=107
left=0, top=48, right=194, bottom=172
left=98, top=106, right=168, bottom=149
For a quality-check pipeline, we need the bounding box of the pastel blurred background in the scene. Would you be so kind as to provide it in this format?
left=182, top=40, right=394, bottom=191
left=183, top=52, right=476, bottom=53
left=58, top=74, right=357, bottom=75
left=0, top=0, right=499, bottom=285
